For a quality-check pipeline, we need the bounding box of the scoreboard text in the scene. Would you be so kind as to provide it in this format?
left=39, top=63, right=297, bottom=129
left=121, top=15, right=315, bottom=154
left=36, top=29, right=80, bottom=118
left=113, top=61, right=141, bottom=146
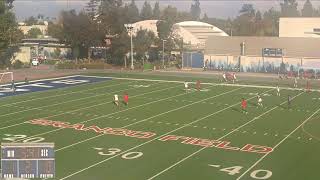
left=1, top=143, right=55, bottom=178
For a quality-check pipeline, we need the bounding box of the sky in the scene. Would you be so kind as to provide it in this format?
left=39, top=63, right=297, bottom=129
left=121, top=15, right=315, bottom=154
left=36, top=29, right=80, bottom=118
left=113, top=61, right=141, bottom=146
left=12, top=0, right=320, bottom=22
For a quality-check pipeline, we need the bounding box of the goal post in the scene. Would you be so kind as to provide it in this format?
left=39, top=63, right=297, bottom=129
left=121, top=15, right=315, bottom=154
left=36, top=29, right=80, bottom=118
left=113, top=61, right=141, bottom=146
left=0, top=72, right=14, bottom=92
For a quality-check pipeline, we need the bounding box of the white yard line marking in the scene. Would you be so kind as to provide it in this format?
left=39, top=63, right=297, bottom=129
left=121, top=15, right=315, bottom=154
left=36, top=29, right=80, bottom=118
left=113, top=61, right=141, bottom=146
left=0, top=81, right=134, bottom=118
left=236, top=105, right=320, bottom=180
left=58, top=87, right=269, bottom=180
left=15, top=82, right=211, bottom=142
left=54, top=85, right=236, bottom=152
left=145, top=91, right=303, bottom=180
left=0, top=81, right=167, bottom=129
left=80, top=75, right=320, bottom=92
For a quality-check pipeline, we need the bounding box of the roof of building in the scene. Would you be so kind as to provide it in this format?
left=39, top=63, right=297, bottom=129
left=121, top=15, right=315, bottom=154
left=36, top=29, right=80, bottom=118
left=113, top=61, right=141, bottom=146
left=130, top=20, right=228, bottom=49
left=205, top=36, right=320, bottom=58
left=173, top=21, right=228, bottom=46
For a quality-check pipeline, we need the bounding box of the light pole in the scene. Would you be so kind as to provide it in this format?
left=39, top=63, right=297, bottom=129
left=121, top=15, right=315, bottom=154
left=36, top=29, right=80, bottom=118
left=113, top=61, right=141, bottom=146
left=124, top=24, right=135, bottom=70
left=162, top=39, right=167, bottom=68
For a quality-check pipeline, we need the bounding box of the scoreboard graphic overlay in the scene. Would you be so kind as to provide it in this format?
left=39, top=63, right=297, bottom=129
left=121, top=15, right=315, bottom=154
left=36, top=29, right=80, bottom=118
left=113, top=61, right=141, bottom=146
left=1, top=143, right=55, bottom=178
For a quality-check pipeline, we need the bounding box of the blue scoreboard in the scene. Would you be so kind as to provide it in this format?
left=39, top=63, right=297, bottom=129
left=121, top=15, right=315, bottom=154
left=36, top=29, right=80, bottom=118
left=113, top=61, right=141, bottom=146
left=1, top=143, right=55, bottom=178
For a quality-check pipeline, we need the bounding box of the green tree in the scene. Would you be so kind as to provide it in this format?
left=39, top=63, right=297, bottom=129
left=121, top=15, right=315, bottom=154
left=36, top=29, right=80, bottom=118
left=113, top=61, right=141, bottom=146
left=0, top=0, right=22, bottom=67
left=98, top=0, right=131, bottom=64
left=233, top=4, right=256, bottom=36
left=301, top=0, right=314, bottom=17
left=140, top=1, right=153, bottom=20
left=134, top=29, right=155, bottom=63
left=26, top=27, right=42, bottom=38
left=47, top=22, right=64, bottom=41
left=263, top=7, right=280, bottom=36
left=126, top=0, right=140, bottom=23
left=85, top=0, right=99, bottom=19
left=254, top=10, right=264, bottom=35
left=177, top=11, right=193, bottom=22
left=280, top=0, right=300, bottom=17
left=153, top=1, right=161, bottom=19
left=59, top=10, right=105, bottom=59
left=190, top=0, right=201, bottom=20
left=202, top=13, right=209, bottom=23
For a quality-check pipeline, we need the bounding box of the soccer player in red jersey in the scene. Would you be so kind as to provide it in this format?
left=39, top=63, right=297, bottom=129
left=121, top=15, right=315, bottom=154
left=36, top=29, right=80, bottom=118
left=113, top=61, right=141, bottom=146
left=123, top=93, right=129, bottom=106
left=241, top=98, right=248, bottom=114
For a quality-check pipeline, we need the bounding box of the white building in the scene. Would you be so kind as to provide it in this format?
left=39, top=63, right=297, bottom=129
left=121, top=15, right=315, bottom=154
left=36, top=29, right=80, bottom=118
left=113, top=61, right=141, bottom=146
left=131, top=20, right=228, bottom=48
left=173, top=21, right=228, bottom=46
left=279, top=18, right=320, bottom=38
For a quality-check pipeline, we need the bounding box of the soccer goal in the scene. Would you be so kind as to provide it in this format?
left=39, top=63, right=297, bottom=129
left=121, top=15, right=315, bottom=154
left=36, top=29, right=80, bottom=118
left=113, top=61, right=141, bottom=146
left=0, top=72, right=14, bottom=92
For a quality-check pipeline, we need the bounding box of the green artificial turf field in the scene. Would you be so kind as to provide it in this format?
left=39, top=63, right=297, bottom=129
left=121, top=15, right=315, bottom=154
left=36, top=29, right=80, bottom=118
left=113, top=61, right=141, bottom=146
left=1, top=73, right=320, bottom=180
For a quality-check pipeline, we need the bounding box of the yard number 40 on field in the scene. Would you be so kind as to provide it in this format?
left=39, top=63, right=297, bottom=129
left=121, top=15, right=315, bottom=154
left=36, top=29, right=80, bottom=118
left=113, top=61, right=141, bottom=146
left=209, top=164, right=272, bottom=179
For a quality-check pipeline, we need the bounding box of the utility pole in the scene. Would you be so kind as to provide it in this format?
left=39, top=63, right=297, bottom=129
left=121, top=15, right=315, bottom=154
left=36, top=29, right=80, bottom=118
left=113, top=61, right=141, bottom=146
left=162, top=39, right=167, bottom=68
left=124, top=24, right=135, bottom=70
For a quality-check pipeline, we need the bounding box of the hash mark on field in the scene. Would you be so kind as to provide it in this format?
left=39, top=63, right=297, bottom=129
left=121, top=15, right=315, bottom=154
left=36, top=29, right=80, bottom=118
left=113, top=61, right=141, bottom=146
left=264, top=133, right=268, bottom=135
left=253, top=132, right=257, bottom=134
left=193, top=126, right=198, bottom=128
left=275, top=134, right=278, bottom=136
left=208, top=164, right=221, bottom=168
left=309, top=138, right=313, bottom=140
left=166, top=123, right=171, bottom=125
left=242, top=131, right=247, bottom=133
left=175, top=124, right=180, bottom=126
left=297, top=137, right=301, bottom=139
left=157, top=121, right=162, bottom=124
left=116, top=117, right=121, bottom=120
left=212, top=128, right=216, bottom=130
left=203, top=126, right=207, bottom=129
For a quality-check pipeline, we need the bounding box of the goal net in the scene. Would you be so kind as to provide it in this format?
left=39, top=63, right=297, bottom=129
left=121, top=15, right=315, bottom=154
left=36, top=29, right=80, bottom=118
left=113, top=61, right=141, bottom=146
left=0, top=72, right=14, bottom=92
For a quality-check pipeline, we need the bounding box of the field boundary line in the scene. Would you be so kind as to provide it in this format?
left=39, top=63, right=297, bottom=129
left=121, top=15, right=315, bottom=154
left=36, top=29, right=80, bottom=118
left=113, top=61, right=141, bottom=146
left=55, top=86, right=243, bottom=152
left=80, top=75, right=316, bottom=92
left=58, top=87, right=273, bottom=180
left=17, top=83, right=222, bottom=144
left=146, top=91, right=304, bottom=180
left=236, top=104, right=320, bottom=180
left=0, top=81, right=166, bottom=129
left=0, top=78, right=125, bottom=108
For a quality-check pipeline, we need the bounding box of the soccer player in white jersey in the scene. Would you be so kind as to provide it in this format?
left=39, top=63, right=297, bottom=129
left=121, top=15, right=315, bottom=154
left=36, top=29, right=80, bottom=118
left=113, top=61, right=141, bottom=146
left=114, top=94, right=119, bottom=107
left=184, top=82, right=189, bottom=93
left=257, top=95, right=263, bottom=108
left=232, top=73, right=237, bottom=84
left=276, top=86, right=280, bottom=96
left=222, top=73, right=227, bottom=82
left=294, top=77, right=298, bottom=88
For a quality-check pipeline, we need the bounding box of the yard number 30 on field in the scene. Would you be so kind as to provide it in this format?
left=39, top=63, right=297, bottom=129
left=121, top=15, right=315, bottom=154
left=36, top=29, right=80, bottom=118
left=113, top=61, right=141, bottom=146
left=93, top=147, right=143, bottom=160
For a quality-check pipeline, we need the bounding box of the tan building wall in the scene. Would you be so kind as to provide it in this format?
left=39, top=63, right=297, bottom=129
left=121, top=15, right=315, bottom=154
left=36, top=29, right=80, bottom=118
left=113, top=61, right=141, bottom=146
left=11, top=46, right=31, bottom=64
left=279, top=18, right=320, bottom=38
left=19, top=25, right=48, bottom=35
